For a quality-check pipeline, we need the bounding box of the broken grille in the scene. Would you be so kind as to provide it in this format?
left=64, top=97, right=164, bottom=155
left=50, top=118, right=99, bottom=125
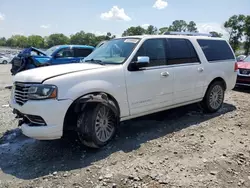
left=14, top=82, right=31, bottom=106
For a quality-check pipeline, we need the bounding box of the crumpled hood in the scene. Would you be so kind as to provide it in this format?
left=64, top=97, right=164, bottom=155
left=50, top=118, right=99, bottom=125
left=237, top=61, right=250, bottom=69
left=13, top=63, right=104, bottom=83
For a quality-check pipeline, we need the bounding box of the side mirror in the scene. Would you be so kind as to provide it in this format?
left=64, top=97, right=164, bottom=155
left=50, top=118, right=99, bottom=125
left=128, top=56, right=150, bottom=71
left=54, top=53, right=63, bottom=58
left=137, top=56, right=149, bottom=64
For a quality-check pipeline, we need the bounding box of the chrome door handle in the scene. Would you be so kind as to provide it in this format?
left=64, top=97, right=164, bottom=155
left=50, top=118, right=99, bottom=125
left=161, top=72, right=169, bottom=77
left=198, top=67, right=204, bottom=72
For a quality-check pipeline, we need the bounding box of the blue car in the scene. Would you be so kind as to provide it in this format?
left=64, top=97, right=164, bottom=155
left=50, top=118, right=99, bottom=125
left=11, top=45, right=95, bottom=75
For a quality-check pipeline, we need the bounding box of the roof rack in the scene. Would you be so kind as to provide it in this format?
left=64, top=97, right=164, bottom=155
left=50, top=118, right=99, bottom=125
left=163, top=31, right=212, bottom=37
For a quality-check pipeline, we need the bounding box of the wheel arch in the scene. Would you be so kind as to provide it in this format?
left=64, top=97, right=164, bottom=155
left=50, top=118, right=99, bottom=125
left=206, top=77, right=227, bottom=92
left=63, top=92, right=120, bottom=132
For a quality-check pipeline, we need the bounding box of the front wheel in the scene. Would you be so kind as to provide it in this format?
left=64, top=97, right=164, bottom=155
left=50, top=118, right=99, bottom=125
left=201, top=81, right=225, bottom=113
left=77, top=103, right=118, bottom=148
left=3, top=60, right=8, bottom=64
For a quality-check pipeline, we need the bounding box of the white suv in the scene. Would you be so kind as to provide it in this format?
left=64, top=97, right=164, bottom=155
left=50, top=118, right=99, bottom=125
left=10, top=33, right=237, bottom=148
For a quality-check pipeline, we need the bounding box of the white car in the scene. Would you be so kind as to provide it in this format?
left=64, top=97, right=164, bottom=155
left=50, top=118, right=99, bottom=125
left=0, top=55, right=9, bottom=64
left=10, top=33, right=237, bottom=148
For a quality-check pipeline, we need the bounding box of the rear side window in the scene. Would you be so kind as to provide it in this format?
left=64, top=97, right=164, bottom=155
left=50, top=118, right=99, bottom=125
left=74, top=48, right=93, bottom=57
left=197, top=39, right=235, bottom=62
left=166, top=38, right=199, bottom=65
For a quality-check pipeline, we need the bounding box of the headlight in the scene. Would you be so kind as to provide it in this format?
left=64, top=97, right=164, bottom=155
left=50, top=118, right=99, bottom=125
left=28, top=84, right=57, bottom=100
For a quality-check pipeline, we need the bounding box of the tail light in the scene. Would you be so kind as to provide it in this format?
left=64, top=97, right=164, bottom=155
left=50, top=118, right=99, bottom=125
left=234, top=62, right=238, bottom=72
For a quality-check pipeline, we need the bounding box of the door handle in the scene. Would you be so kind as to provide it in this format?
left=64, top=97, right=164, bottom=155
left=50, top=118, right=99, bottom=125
left=161, top=72, right=169, bottom=77
left=198, top=67, right=204, bottom=72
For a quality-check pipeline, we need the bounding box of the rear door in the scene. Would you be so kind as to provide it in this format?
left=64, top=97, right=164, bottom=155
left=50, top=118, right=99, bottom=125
left=166, top=38, right=205, bottom=104
left=73, top=47, right=94, bottom=62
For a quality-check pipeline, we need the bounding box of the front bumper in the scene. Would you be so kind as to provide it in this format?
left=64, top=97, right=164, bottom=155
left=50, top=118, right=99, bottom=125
left=10, top=94, right=73, bottom=140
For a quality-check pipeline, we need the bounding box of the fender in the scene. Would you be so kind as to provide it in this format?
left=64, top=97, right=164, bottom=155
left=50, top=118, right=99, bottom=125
left=74, top=93, right=119, bottom=117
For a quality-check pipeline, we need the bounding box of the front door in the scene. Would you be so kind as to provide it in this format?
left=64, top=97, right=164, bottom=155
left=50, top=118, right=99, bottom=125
left=52, top=47, right=78, bottom=65
left=165, top=38, right=205, bottom=104
left=125, top=38, right=174, bottom=116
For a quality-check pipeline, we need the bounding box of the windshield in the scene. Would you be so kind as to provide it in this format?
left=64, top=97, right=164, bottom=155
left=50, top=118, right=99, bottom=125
left=45, top=46, right=59, bottom=56
left=244, top=55, right=250, bottom=62
left=84, top=38, right=140, bottom=64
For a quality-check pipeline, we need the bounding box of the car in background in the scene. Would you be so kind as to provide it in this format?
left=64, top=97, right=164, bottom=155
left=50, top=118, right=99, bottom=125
left=236, top=55, right=246, bottom=62
left=236, top=55, right=250, bottom=86
left=0, top=55, right=10, bottom=64
left=10, top=45, right=95, bottom=75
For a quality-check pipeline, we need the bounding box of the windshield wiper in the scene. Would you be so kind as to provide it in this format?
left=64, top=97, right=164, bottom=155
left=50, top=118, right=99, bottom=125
left=85, top=59, right=105, bottom=65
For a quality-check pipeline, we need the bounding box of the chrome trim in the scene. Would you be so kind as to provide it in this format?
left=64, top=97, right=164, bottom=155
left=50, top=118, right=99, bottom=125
left=14, top=82, right=32, bottom=106
left=236, top=83, right=250, bottom=86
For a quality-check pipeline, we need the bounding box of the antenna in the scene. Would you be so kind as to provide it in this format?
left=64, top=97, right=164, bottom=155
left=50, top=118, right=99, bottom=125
left=163, top=31, right=212, bottom=37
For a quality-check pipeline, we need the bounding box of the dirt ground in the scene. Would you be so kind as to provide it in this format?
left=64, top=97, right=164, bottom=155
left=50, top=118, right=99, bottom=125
left=0, top=64, right=249, bottom=188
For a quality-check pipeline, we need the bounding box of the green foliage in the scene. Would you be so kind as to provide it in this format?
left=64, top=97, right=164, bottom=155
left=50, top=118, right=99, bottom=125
left=46, top=33, right=70, bottom=47
left=122, top=26, right=146, bottom=36
left=0, top=15, right=249, bottom=55
left=168, top=20, right=198, bottom=32
left=224, top=14, right=246, bottom=51
left=209, top=31, right=223, bottom=37
left=243, top=15, right=250, bottom=54
left=27, top=35, right=45, bottom=48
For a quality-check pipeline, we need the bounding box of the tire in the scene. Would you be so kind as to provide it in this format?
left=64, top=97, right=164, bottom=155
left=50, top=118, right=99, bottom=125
left=201, top=81, right=225, bottom=113
left=3, top=60, right=8, bottom=64
left=77, top=102, right=118, bottom=148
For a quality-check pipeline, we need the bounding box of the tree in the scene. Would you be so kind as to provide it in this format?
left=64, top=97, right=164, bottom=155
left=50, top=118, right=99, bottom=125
left=209, top=31, right=223, bottom=37
left=0, top=37, right=6, bottom=46
left=224, top=14, right=246, bottom=51
left=145, top=25, right=158, bottom=35
left=168, top=20, right=197, bottom=32
left=169, top=20, right=188, bottom=32
left=122, top=26, right=146, bottom=36
left=243, top=15, right=250, bottom=55
left=187, top=21, right=198, bottom=32
left=27, top=35, right=45, bottom=48
left=159, top=27, right=169, bottom=34
left=47, top=33, right=69, bottom=47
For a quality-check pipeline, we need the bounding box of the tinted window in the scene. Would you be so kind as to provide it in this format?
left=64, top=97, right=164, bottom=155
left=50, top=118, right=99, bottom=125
left=166, top=38, right=199, bottom=65
left=197, top=39, right=235, bottom=62
left=133, top=39, right=166, bottom=67
left=74, top=48, right=93, bottom=57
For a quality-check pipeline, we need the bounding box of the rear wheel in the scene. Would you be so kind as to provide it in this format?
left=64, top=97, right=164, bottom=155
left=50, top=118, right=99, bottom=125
left=77, top=102, right=118, bottom=148
left=3, top=60, right=8, bottom=64
left=201, top=81, right=225, bottom=113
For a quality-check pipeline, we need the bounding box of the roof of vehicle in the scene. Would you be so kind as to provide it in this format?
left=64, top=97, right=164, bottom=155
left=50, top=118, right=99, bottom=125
left=54, top=44, right=95, bottom=49
left=116, top=34, right=226, bottom=41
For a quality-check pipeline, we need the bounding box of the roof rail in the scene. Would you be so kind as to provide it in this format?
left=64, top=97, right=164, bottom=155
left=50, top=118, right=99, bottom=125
left=163, top=31, right=212, bottom=37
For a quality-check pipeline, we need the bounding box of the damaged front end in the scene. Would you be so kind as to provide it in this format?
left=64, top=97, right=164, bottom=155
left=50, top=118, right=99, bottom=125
left=13, top=109, right=47, bottom=127
left=10, top=47, right=51, bottom=75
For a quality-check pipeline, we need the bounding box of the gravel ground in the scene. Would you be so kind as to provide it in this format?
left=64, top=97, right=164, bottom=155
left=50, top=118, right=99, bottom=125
left=0, top=65, right=250, bottom=188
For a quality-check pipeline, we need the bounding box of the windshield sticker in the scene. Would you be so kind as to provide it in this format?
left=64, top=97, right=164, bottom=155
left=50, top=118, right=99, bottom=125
left=124, top=39, right=139, bottom=43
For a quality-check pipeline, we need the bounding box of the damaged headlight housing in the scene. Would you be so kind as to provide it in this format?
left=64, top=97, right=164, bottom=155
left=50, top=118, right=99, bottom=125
left=28, top=84, right=57, bottom=100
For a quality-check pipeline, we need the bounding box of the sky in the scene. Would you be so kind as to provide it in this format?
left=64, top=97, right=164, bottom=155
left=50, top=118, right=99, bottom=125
left=0, top=0, right=249, bottom=39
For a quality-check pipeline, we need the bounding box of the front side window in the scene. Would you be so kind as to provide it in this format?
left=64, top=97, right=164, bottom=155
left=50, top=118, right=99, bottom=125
left=56, top=48, right=74, bottom=58
left=84, top=38, right=140, bottom=64
left=197, top=39, right=235, bottom=62
left=133, top=38, right=167, bottom=67
left=166, top=38, right=199, bottom=65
